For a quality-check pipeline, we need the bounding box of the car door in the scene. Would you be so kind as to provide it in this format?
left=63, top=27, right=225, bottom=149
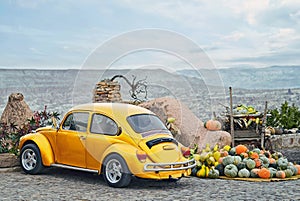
left=85, top=113, right=119, bottom=170
left=56, top=112, right=90, bottom=168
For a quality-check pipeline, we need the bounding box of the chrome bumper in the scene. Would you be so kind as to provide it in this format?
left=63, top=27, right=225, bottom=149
left=143, top=158, right=196, bottom=172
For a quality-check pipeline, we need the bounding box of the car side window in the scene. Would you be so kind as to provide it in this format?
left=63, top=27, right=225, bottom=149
left=62, top=112, right=89, bottom=132
left=90, top=114, right=118, bottom=135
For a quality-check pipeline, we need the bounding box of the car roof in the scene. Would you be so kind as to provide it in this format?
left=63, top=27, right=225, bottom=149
left=69, top=103, right=153, bottom=117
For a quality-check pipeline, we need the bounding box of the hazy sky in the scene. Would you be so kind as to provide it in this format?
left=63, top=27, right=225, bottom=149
left=1, top=0, right=299, bottom=69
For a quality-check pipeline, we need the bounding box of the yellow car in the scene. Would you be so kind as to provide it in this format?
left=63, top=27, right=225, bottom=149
left=19, top=103, right=195, bottom=187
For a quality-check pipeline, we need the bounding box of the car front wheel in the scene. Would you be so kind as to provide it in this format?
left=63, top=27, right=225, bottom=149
left=103, top=154, right=132, bottom=188
left=20, top=144, right=44, bottom=174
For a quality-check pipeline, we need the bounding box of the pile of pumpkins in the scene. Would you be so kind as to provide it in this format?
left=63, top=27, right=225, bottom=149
left=190, top=144, right=300, bottom=179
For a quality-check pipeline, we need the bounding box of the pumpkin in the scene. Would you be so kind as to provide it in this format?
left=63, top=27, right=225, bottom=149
left=246, top=159, right=256, bottom=170
left=287, top=165, right=298, bottom=176
left=208, top=168, right=220, bottom=179
left=224, top=164, right=238, bottom=178
left=258, top=168, right=271, bottom=179
left=250, top=152, right=259, bottom=160
left=260, top=156, right=270, bottom=168
left=191, top=167, right=198, bottom=176
left=220, top=150, right=229, bottom=157
left=238, top=168, right=250, bottom=178
left=237, top=162, right=246, bottom=170
left=215, top=164, right=225, bottom=176
left=268, top=167, right=277, bottom=178
left=222, top=156, right=234, bottom=166
left=233, top=156, right=242, bottom=165
left=295, top=164, right=300, bottom=175
left=254, top=158, right=262, bottom=168
left=276, top=170, right=286, bottom=179
left=284, top=169, right=293, bottom=178
left=240, top=152, right=248, bottom=159
left=277, top=158, right=288, bottom=170
left=204, top=119, right=221, bottom=131
left=228, top=147, right=236, bottom=156
left=264, top=150, right=271, bottom=158
left=250, top=168, right=260, bottom=178
left=272, top=152, right=283, bottom=160
left=235, top=144, right=248, bottom=155
left=252, top=148, right=261, bottom=154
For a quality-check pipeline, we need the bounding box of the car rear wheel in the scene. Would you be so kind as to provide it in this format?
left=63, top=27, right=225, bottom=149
left=20, top=144, right=44, bottom=174
left=103, top=154, right=132, bottom=188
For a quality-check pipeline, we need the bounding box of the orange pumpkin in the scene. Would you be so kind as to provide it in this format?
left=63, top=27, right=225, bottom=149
left=254, top=158, right=261, bottom=168
left=204, top=120, right=221, bottom=131
left=268, top=158, right=276, bottom=164
left=250, top=152, right=259, bottom=160
left=276, top=170, right=286, bottom=179
left=235, top=144, right=248, bottom=155
left=240, top=152, right=248, bottom=159
left=258, top=168, right=271, bottom=179
left=295, top=164, right=300, bottom=175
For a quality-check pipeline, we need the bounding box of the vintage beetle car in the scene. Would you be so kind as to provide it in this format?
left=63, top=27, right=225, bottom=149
left=19, top=103, right=195, bottom=187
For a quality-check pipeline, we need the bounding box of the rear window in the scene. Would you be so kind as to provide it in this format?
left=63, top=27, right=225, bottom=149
left=127, top=114, right=169, bottom=134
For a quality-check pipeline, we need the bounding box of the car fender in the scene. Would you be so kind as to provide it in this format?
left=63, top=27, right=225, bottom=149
left=19, top=133, right=55, bottom=166
left=100, top=143, right=143, bottom=175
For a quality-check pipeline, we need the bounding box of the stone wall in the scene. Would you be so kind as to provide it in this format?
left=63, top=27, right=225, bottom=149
left=93, top=80, right=122, bottom=103
left=270, top=134, right=300, bottom=164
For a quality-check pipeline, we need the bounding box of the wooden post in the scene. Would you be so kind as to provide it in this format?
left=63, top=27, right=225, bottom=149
left=229, top=87, right=234, bottom=147
left=261, top=101, right=268, bottom=149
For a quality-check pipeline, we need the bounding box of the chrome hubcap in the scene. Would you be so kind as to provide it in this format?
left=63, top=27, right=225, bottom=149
left=22, top=149, right=37, bottom=171
left=106, top=159, right=122, bottom=183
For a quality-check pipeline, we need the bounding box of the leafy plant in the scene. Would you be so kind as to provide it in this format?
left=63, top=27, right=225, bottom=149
left=0, top=106, right=60, bottom=155
left=267, top=101, right=300, bottom=129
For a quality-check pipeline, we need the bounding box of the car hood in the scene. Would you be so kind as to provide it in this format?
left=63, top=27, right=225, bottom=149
left=138, top=133, right=181, bottom=163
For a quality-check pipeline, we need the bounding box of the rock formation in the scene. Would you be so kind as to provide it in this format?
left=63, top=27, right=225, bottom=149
left=0, top=93, right=33, bottom=127
left=139, top=97, right=232, bottom=149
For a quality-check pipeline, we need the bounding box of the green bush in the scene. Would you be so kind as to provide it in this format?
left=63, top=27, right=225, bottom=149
left=0, top=106, right=59, bottom=155
left=267, top=101, right=300, bottom=129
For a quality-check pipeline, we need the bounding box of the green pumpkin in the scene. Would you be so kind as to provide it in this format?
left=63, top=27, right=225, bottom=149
left=268, top=167, right=277, bottom=178
left=284, top=169, right=293, bottom=178
left=260, top=156, right=270, bottom=168
left=238, top=168, right=250, bottom=178
left=228, top=147, right=236, bottom=156
left=246, top=159, right=256, bottom=170
left=222, top=156, right=234, bottom=166
left=252, top=148, right=261, bottom=154
left=277, top=158, right=289, bottom=170
left=215, top=164, right=225, bottom=176
left=208, top=168, right=220, bottom=179
left=237, top=162, right=246, bottom=170
left=287, top=165, right=298, bottom=176
left=250, top=168, right=260, bottom=178
left=224, top=164, right=238, bottom=178
left=233, top=156, right=242, bottom=165
left=191, top=167, right=199, bottom=176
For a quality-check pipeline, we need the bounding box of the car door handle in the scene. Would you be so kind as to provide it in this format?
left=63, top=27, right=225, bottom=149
left=80, top=136, right=86, bottom=140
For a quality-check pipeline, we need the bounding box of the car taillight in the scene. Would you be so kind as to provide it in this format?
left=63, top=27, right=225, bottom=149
left=136, top=150, right=147, bottom=163
left=181, top=147, right=191, bottom=158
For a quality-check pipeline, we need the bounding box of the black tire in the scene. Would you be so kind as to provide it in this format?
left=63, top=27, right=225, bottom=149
left=102, top=153, right=132, bottom=188
left=20, top=144, right=44, bottom=174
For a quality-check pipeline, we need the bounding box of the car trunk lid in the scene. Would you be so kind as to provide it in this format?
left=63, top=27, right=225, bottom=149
left=139, top=135, right=181, bottom=163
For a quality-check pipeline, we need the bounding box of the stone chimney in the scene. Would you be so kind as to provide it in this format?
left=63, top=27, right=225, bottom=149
left=93, top=79, right=122, bottom=103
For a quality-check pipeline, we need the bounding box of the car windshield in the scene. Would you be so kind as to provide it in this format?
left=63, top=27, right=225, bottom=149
left=127, top=114, right=169, bottom=134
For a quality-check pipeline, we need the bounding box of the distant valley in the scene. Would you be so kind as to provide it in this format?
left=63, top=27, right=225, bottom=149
left=0, top=66, right=299, bottom=121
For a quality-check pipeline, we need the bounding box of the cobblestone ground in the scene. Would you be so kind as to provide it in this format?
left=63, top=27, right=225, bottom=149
left=1, top=168, right=300, bottom=201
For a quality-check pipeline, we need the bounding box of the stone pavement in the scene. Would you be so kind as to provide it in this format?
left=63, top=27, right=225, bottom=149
left=1, top=168, right=300, bottom=201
